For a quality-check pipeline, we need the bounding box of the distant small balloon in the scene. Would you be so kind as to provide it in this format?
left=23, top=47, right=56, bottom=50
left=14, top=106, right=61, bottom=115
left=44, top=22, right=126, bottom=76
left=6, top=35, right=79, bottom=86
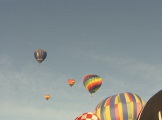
left=34, top=49, right=47, bottom=63
left=44, top=94, right=50, bottom=100
left=67, top=79, right=75, bottom=87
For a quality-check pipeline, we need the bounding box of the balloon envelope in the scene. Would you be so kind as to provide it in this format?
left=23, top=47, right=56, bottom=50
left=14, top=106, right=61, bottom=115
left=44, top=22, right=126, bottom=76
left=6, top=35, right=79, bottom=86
left=94, top=92, right=145, bottom=120
left=137, top=90, right=162, bottom=120
left=44, top=94, right=50, bottom=100
left=75, top=112, right=100, bottom=120
left=82, top=74, right=102, bottom=94
left=34, top=49, right=47, bottom=63
left=67, top=79, right=75, bottom=87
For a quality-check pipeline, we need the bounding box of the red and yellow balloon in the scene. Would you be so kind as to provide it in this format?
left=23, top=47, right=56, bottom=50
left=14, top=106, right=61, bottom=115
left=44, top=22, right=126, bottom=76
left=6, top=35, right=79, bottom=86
left=67, top=79, right=75, bottom=87
left=75, top=112, right=100, bottom=120
left=44, top=94, right=50, bottom=100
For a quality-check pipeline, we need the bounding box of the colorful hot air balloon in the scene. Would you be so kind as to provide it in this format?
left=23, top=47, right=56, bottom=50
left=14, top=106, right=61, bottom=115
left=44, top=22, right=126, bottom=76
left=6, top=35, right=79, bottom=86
left=82, top=74, right=102, bottom=95
left=94, top=92, right=145, bottom=120
left=44, top=94, right=50, bottom=100
left=34, top=49, right=47, bottom=63
left=67, top=79, right=75, bottom=87
left=75, top=112, right=100, bottom=120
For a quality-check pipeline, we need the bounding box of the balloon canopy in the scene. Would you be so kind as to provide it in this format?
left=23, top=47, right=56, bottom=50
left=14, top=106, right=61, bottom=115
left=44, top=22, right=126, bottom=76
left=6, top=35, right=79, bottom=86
left=67, top=79, right=75, bottom=87
left=82, top=74, right=102, bottom=94
left=75, top=112, right=100, bottom=120
left=94, top=92, right=145, bottom=120
left=44, top=94, right=50, bottom=100
left=34, top=49, right=47, bottom=63
left=137, top=90, right=162, bottom=120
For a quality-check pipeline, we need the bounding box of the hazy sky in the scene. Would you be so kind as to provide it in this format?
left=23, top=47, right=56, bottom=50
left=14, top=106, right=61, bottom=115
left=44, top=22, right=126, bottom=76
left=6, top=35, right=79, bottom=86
left=0, top=0, right=162, bottom=120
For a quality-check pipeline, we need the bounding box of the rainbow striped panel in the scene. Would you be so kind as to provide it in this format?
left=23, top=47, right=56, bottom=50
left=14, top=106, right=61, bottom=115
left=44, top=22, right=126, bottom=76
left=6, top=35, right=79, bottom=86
left=82, top=74, right=102, bottom=94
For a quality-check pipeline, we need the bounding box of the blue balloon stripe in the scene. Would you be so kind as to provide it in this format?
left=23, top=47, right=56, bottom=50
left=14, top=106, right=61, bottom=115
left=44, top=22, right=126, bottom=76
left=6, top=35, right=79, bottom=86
left=120, top=93, right=128, bottom=120
left=101, top=98, right=108, bottom=120
left=110, top=96, right=116, bottom=120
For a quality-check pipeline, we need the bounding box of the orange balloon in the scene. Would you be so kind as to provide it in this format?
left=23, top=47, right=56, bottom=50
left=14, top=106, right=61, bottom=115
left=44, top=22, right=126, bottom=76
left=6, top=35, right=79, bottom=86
left=44, top=94, right=50, bottom=100
left=67, top=79, right=75, bottom=87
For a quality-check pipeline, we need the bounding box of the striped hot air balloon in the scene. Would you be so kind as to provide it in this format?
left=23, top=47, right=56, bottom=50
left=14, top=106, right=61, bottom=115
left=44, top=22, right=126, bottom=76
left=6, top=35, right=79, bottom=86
left=75, top=112, right=100, bottom=120
left=82, top=74, right=102, bottom=95
left=94, top=92, right=145, bottom=120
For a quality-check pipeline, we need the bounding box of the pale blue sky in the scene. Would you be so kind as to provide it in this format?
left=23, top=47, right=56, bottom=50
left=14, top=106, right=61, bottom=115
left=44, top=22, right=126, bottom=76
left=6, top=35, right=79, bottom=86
left=0, top=0, right=162, bottom=120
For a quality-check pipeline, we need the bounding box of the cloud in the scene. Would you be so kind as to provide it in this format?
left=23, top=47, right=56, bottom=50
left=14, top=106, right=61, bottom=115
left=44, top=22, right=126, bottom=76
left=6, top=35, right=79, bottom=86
left=82, top=52, right=162, bottom=100
left=87, top=53, right=162, bottom=80
left=0, top=55, right=87, bottom=120
left=0, top=52, right=161, bottom=120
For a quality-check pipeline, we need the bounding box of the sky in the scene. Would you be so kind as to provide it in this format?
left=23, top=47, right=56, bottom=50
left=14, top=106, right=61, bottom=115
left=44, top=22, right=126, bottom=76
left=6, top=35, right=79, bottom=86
left=0, top=0, right=162, bottom=120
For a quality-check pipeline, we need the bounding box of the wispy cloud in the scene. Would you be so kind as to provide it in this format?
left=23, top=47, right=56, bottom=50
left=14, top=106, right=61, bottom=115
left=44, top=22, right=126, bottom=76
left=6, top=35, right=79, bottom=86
left=87, top=52, right=162, bottom=80
left=0, top=55, right=87, bottom=120
left=0, top=52, right=162, bottom=120
left=79, top=52, right=162, bottom=100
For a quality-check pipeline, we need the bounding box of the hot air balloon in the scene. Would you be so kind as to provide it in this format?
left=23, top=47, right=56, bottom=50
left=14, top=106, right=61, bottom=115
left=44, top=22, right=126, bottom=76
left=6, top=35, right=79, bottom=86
left=34, top=49, right=47, bottom=63
left=82, top=74, right=102, bottom=95
left=67, top=79, right=75, bottom=87
left=44, top=94, right=50, bottom=100
left=94, top=92, right=145, bottom=120
left=75, top=112, right=100, bottom=120
left=137, top=90, right=162, bottom=120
